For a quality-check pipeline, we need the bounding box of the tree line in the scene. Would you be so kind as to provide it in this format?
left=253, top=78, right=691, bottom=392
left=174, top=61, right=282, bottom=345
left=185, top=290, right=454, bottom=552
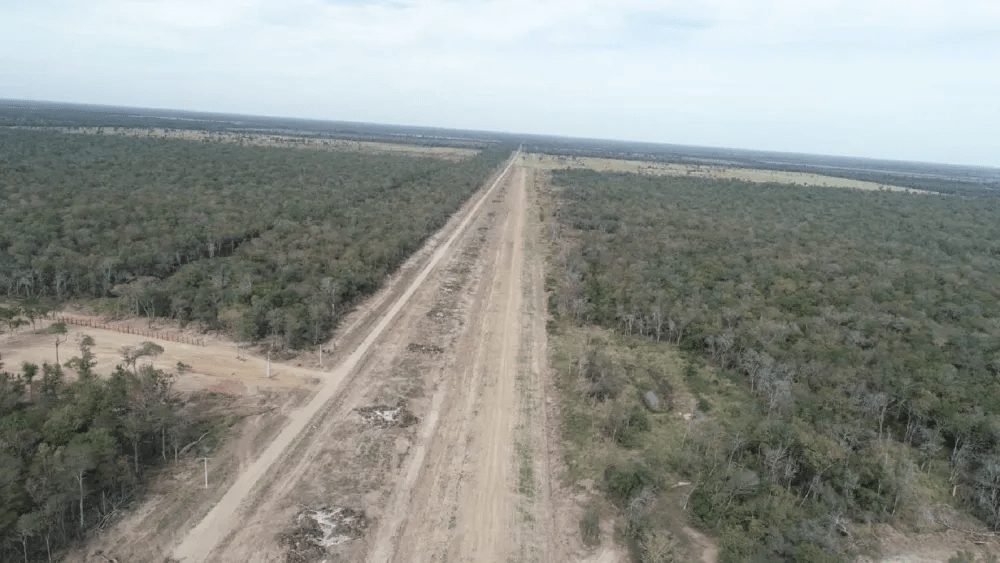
left=0, top=330, right=211, bottom=562
left=547, top=169, right=1000, bottom=561
left=0, top=130, right=510, bottom=348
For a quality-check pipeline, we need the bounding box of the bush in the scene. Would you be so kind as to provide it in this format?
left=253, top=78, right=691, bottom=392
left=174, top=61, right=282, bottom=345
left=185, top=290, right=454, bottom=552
left=606, top=407, right=651, bottom=448
left=548, top=168, right=1000, bottom=559
left=639, top=529, right=681, bottom=563
left=580, top=506, right=601, bottom=547
left=794, top=542, right=843, bottom=563
left=584, top=349, right=624, bottom=401
left=607, top=463, right=653, bottom=503
left=696, top=397, right=711, bottom=412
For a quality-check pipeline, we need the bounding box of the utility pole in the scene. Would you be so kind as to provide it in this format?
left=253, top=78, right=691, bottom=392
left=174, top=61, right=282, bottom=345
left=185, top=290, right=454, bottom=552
left=199, top=457, right=210, bottom=488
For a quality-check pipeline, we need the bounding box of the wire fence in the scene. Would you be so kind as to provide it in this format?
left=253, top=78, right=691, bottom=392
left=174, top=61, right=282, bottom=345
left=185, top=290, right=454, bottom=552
left=54, top=316, right=205, bottom=346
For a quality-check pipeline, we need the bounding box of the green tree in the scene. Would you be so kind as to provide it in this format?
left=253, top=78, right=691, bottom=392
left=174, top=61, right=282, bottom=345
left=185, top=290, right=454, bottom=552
left=20, top=362, right=38, bottom=402
left=64, top=428, right=115, bottom=529
left=39, top=363, right=64, bottom=401
left=0, top=305, right=26, bottom=333
left=15, top=511, right=44, bottom=563
left=64, top=334, right=97, bottom=379
left=47, top=323, right=68, bottom=364
left=119, top=341, right=164, bottom=373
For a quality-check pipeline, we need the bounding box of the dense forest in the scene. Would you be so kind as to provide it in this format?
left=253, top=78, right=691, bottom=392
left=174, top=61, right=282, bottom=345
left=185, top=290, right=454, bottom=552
left=547, top=170, right=1000, bottom=561
left=0, top=129, right=510, bottom=348
left=0, top=333, right=214, bottom=561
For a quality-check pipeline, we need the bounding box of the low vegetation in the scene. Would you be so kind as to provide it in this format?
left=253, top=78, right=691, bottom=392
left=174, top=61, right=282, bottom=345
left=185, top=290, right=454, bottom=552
left=546, top=169, right=1000, bottom=561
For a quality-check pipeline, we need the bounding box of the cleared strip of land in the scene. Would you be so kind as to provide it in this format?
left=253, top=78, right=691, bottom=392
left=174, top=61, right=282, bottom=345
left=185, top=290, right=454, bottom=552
left=53, top=126, right=480, bottom=160
left=523, top=153, right=932, bottom=193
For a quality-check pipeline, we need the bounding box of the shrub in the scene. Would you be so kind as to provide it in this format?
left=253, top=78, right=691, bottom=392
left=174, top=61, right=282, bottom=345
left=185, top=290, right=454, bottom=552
left=697, top=397, right=711, bottom=412
left=639, top=529, right=681, bottom=563
left=584, top=349, right=623, bottom=401
left=607, top=463, right=653, bottom=503
left=606, top=407, right=651, bottom=448
left=794, top=542, right=843, bottom=563
left=580, top=506, right=601, bottom=547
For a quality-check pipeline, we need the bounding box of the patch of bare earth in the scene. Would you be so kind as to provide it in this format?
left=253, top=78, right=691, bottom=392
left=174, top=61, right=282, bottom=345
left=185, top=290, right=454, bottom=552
left=4, top=312, right=323, bottom=563
left=1, top=313, right=320, bottom=397
left=853, top=511, right=1000, bottom=563
left=54, top=127, right=479, bottom=160
left=165, top=154, right=521, bottom=562
left=366, top=162, right=555, bottom=563
left=522, top=153, right=932, bottom=193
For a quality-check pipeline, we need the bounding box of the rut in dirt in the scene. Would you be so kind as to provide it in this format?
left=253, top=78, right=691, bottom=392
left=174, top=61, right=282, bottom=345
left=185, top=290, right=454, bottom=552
left=367, top=164, right=555, bottom=563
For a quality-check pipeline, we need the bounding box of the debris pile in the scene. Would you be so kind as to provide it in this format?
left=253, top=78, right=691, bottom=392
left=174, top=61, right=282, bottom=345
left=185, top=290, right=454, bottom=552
left=407, top=342, right=444, bottom=354
left=356, top=403, right=419, bottom=428
left=281, top=506, right=368, bottom=562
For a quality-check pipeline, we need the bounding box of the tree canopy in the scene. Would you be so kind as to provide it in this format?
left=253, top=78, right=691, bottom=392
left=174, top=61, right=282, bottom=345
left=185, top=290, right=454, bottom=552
left=0, top=342, right=202, bottom=561
left=0, top=130, right=509, bottom=347
left=548, top=169, right=1000, bottom=560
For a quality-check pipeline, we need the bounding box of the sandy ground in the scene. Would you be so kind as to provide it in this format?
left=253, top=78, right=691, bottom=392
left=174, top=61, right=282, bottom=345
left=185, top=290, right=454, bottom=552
left=52, top=150, right=582, bottom=563
left=366, top=162, right=554, bottom=563
left=0, top=316, right=317, bottom=397
left=51, top=127, right=479, bottom=160
left=854, top=519, right=1000, bottom=563
left=523, top=153, right=932, bottom=193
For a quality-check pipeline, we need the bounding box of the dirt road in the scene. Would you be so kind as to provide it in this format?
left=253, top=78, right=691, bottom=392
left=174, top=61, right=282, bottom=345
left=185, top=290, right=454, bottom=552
left=367, top=164, right=551, bottom=563
left=163, top=153, right=562, bottom=562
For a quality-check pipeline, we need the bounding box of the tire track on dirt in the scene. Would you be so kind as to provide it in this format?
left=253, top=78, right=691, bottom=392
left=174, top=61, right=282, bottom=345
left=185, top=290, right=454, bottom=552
left=368, top=163, right=555, bottom=563
left=366, top=177, right=517, bottom=563
left=171, top=153, right=519, bottom=563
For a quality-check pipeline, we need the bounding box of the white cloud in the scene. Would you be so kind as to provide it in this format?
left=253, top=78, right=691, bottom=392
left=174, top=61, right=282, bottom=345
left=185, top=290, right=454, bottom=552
left=1, top=0, right=998, bottom=165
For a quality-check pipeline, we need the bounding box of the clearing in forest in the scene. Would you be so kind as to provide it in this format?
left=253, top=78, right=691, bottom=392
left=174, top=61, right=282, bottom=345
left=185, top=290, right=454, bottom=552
left=522, top=152, right=932, bottom=192
left=59, top=127, right=481, bottom=160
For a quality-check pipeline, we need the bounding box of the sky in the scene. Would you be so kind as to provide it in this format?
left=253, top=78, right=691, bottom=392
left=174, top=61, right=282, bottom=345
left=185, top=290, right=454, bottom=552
left=2, top=0, right=999, bottom=167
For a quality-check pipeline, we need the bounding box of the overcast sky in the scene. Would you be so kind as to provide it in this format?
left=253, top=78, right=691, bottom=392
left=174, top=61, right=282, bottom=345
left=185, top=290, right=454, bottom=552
left=3, top=0, right=999, bottom=166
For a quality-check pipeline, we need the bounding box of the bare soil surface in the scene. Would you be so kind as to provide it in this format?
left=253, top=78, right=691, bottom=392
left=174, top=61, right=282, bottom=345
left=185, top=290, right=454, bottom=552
left=366, top=163, right=554, bottom=563
left=854, top=518, right=1000, bottom=563
left=1, top=315, right=319, bottom=397
left=168, top=152, right=530, bottom=563
left=55, top=127, right=479, bottom=160
left=523, top=153, right=931, bottom=193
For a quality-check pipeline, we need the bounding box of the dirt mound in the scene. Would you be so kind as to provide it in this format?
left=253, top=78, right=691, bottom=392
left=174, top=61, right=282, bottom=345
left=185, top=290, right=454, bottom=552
left=406, top=342, right=444, bottom=354
left=356, top=403, right=419, bottom=428
left=280, top=506, right=368, bottom=562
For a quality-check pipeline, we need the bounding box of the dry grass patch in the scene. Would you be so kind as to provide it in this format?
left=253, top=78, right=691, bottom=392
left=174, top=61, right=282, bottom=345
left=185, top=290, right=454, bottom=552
left=59, top=126, right=480, bottom=160
left=523, top=153, right=930, bottom=193
left=550, top=323, right=721, bottom=561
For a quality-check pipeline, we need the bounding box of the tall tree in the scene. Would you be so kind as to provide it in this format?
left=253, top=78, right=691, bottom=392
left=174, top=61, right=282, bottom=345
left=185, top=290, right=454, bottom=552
left=48, top=323, right=68, bottom=365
